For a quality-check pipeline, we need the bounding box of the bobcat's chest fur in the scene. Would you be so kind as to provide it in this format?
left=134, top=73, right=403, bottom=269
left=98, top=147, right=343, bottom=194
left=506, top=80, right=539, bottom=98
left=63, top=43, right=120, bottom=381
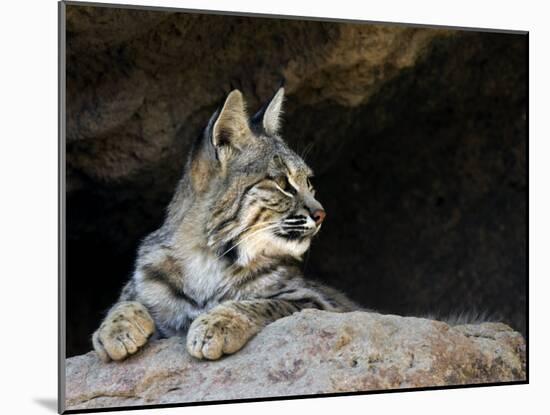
left=135, top=249, right=229, bottom=336
left=182, top=249, right=228, bottom=306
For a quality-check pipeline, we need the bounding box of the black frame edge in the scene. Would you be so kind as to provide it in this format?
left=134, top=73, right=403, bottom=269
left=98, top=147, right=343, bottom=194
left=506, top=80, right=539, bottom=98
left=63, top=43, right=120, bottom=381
left=59, top=1, right=67, bottom=413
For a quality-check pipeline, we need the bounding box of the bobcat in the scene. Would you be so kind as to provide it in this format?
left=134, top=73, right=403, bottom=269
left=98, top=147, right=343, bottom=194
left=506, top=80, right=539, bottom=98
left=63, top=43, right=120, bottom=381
left=92, top=87, right=361, bottom=362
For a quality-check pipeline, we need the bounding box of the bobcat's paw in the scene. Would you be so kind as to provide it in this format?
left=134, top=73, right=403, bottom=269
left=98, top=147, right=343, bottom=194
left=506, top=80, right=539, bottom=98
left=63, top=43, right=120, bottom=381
left=92, top=301, right=155, bottom=362
left=186, top=308, right=252, bottom=360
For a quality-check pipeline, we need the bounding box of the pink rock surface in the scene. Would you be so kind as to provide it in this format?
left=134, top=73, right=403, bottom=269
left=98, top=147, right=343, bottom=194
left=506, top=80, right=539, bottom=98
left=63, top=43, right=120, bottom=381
left=65, top=309, right=526, bottom=411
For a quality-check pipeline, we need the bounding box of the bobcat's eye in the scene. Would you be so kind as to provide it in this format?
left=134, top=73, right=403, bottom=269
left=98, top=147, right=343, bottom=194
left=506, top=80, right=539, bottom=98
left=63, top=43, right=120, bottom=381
left=274, top=176, right=288, bottom=190
left=272, top=176, right=296, bottom=195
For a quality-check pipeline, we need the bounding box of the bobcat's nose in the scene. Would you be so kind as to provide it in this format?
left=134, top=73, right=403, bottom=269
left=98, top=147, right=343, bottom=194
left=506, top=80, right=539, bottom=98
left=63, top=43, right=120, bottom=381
left=311, top=209, right=326, bottom=226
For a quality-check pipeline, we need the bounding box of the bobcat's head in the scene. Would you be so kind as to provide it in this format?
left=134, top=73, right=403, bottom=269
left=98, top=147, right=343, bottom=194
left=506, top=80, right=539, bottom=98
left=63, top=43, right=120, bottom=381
left=184, top=88, right=325, bottom=266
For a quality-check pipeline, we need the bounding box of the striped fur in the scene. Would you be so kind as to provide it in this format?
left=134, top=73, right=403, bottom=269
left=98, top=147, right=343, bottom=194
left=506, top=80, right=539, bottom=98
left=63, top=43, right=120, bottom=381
left=92, top=88, right=361, bottom=362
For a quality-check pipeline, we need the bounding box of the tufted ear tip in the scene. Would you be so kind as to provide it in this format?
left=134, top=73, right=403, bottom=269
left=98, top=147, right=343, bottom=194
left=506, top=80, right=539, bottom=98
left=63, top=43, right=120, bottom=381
left=273, top=86, right=285, bottom=101
left=253, top=87, right=285, bottom=136
left=226, top=89, right=244, bottom=103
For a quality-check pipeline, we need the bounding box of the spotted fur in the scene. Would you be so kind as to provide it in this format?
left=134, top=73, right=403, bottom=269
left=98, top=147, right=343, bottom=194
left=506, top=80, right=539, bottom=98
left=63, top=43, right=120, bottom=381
left=92, top=88, right=361, bottom=362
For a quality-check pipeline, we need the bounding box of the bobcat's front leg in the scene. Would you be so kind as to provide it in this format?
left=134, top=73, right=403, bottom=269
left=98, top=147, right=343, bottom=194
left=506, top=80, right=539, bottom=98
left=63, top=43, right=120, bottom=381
left=92, top=301, right=155, bottom=362
left=187, top=299, right=297, bottom=360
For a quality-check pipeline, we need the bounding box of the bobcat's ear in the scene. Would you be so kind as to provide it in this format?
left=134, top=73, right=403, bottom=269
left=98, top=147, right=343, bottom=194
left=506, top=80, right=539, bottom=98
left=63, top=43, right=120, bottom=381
left=190, top=91, right=251, bottom=190
left=253, top=87, right=285, bottom=136
left=211, top=89, right=252, bottom=152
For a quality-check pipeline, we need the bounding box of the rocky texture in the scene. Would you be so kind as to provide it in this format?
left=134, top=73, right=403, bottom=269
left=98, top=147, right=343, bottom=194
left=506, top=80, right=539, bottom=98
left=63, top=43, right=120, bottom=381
left=65, top=3, right=527, bottom=357
left=65, top=310, right=526, bottom=411
left=66, top=6, right=451, bottom=184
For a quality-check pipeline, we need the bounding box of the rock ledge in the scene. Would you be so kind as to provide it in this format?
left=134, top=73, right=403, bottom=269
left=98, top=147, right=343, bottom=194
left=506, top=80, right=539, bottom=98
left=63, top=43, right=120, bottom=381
left=65, top=310, right=526, bottom=410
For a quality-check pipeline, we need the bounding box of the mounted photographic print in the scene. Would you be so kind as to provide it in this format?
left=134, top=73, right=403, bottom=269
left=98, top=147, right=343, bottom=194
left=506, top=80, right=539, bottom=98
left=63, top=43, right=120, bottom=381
left=59, top=1, right=528, bottom=413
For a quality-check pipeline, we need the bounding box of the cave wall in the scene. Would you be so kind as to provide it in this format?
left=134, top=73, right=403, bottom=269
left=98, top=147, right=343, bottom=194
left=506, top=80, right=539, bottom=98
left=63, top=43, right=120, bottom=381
left=65, top=4, right=527, bottom=357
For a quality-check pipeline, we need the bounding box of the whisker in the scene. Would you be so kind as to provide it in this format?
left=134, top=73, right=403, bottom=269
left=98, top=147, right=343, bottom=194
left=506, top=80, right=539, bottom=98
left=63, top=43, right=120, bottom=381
left=221, top=220, right=280, bottom=243
left=217, top=223, right=280, bottom=260
left=301, top=141, right=316, bottom=163
left=300, top=141, right=315, bottom=162
left=235, top=220, right=280, bottom=235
